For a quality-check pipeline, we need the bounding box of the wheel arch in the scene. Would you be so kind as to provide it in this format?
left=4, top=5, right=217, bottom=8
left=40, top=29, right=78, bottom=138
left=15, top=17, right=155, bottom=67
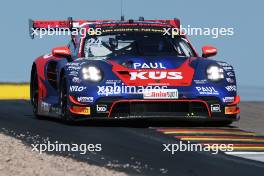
left=59, top=68, right=66, bottom=86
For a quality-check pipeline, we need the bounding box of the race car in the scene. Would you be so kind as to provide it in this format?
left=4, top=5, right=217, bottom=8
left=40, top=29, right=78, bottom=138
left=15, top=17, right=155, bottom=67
left=29, top=17, right=240, bottom=124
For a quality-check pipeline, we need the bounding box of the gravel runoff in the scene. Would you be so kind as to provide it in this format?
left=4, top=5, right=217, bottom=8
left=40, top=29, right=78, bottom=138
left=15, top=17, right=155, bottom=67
left=0, top=133, right=127, bottom=176
left=233, top=102, right=264, bottom=135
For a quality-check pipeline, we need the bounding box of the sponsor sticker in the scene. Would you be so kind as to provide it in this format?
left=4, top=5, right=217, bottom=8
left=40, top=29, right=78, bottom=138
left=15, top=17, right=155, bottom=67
left=51, top=107, right=61, bottom=114
left=96, top=105, right=108, bottom=113
left=194, top=79, right=207, bottom=84
left=211, top=104, right=221, bottom=112
left=66, top=62, right=80, bottom=66
left=143, top=89, right=178, bottom=99
left=105, top=79, right=122, bottom=84
left=196, top=86, right=219, bottom=95
left=225, top=85, right=237, bottom=92
left=71, top=106, right=90, bottom=115
left=69, top=71, right=79, bottom=76
left=226, top=78, right=235, bottom=83
left=77, top=97, right=94, bottom=103
left=133, top=62, right=166, bottom=69
left=69, top=86, right=87, bottom=92
left=72, top=77, right=82, bottom=83
left=217, top=62, right=230, bottom=67
left=226, top=72, right=235, bottom=77
left=67, top=66, right=81, bottom=71
left=130, top=71, right=183, bottom=80
left=223, top=97, right=235, bottom=103
left=41, top=102, right=51, bottom=112
left=223, top=66, right=233, bottom=71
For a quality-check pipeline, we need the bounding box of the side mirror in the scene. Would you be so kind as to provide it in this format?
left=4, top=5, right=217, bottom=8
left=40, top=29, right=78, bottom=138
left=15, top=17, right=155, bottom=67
left=202, top=45, right=217, bottom=58
left=52, top=46, right=71, bottom=57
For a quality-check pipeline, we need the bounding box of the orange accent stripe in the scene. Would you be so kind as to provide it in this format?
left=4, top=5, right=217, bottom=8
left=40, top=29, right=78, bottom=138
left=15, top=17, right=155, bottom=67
left=225, top=107, right=240, bottom=115
left=175, top=136, right=264, bottom=142
left=157, top=128, right=250, bottom=133
left=175, top=136, right=264, bottom=140
left=157, top=128, right=255, bottom=135
left=229, top=147, right=264, bottom=150
left=162, top=131, right=255, bottom=135
left=69, top=106, right=90, bottom=115
left=202, top=144, right=264, bottom=150
left=201, top=143, right=264, bottom=147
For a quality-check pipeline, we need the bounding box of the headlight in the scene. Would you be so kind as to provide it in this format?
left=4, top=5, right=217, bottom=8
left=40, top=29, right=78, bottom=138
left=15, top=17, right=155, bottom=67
left=82, top=66, right=103, bottom=82
left=206, top=65, right=224, bottom=81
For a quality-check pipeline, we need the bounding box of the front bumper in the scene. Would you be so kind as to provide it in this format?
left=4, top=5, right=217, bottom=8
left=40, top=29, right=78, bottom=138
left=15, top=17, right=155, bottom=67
left=68, top=95, right=240, bottom=121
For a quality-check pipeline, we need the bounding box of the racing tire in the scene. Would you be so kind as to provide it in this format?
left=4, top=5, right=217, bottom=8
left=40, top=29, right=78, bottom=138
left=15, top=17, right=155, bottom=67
left=59, top=75, right=74, bottom=124
left=30, top=68, right=44, bottom=120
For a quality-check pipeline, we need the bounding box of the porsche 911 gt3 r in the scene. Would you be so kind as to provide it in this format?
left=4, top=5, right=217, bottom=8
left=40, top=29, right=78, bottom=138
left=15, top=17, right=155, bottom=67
left=29, top=17, right=240, bottom=124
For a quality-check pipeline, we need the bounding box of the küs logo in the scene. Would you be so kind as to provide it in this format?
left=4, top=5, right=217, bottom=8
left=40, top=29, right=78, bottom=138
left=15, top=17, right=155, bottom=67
left=130, top=71, right=183, bottom=80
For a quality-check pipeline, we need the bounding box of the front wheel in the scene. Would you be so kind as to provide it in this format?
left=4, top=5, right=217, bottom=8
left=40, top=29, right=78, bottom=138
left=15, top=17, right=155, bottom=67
left=59, top=75, right=74, bottom=123
left=30, top=68, right=44, bottom=119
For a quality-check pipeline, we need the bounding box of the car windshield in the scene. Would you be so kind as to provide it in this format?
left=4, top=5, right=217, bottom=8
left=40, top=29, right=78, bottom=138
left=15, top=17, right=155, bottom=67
left=83, top=32, right=195, bottom=58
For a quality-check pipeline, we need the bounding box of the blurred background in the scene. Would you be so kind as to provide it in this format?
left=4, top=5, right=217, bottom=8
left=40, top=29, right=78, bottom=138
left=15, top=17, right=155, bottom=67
left=0, top=0, right=263, bottom=100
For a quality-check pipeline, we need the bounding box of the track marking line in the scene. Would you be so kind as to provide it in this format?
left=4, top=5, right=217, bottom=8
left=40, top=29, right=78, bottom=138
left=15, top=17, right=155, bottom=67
left=156, top=128, right=256, bottom=135
left=162, top=131, right=255, bottom=135
left=225, top=152, right=264, bottom=155
left=175, top=136, right=264, bottom=142
left=155, top=127, right=264, bottom=152
left=225, top=152, right=264, bottom=162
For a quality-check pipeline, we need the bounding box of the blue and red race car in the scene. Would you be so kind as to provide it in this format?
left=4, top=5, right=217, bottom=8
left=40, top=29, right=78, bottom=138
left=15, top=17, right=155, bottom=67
left=29, top=17, right=240, bottom=124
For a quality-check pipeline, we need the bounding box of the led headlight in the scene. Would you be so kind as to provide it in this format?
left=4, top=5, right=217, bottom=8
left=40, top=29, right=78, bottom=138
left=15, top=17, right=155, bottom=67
left=82, top=66, right=102, bottom=82
left=206, top=65, right=224, bottom=81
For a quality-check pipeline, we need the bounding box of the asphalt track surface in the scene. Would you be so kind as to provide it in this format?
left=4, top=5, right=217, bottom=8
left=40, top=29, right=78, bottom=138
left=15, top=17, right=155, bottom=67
left=0, top=100, right=264, bottom=176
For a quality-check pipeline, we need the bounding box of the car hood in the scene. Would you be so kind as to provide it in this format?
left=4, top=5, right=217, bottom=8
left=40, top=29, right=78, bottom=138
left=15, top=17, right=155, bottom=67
left=107, top=55, right=198, bottom=69
left=106, top=55, right=197, bottom=86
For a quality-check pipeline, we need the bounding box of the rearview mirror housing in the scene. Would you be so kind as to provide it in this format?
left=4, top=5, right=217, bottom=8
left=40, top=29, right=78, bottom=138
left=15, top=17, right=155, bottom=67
left=52, top=46, right=71, bottom=58
left=202, top=45, right=217, bottom=58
